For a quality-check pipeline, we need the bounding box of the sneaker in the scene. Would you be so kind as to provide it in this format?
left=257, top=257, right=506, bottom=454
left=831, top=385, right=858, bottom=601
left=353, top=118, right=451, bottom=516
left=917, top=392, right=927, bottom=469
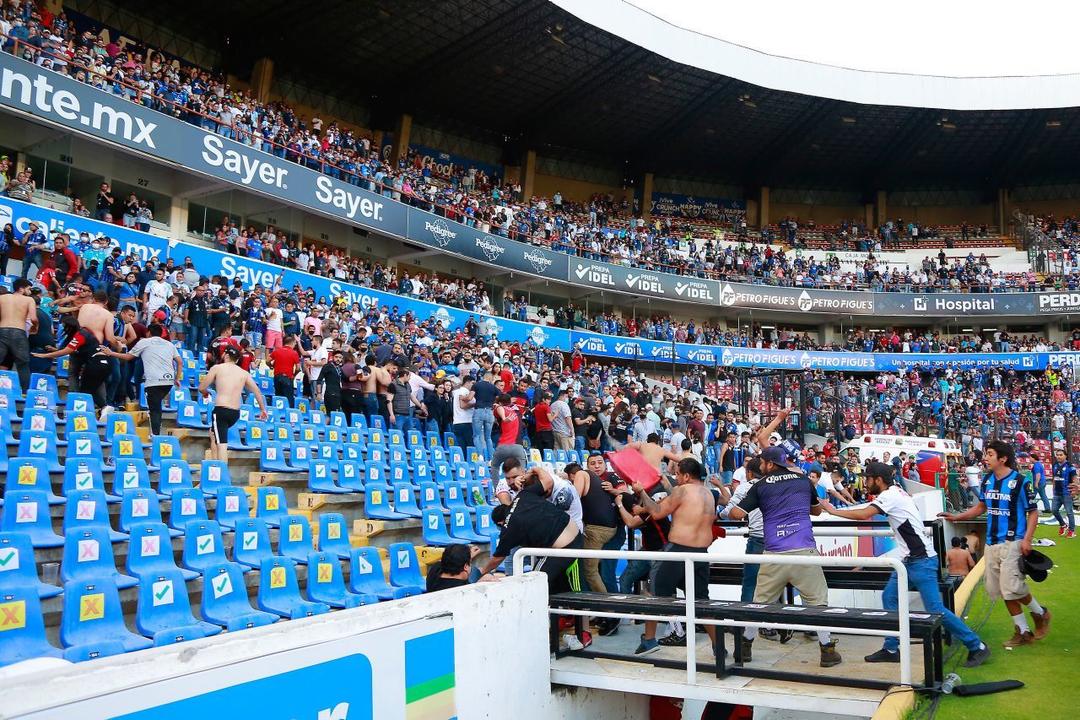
left=864, top=648, right=900, bottom=663
left=820, top=641, right=842, bottom=668
left=580, top=631, right=593, bottom=649
left=1003, top=629, right=1035, bottom=648
left=658, top=632, right=686, bottom=647
left=1059, top=526, right=1067, bottom=537
left=1069, top=531, right=1076, bottom=539
left=777, top=629, right=795, bottom=644
left=597, top=618, right=619, bottom=637
left=740, top=637, right=754, bottom=663
left=634, top=635, right=660, bottom=656
left=964, top=644, right=991, bottom=668
left=559, top=635, right=584, bottom=652
left=1032, top=608, right=1052, bottom=639
left=758, top=628, right=779, bottom=640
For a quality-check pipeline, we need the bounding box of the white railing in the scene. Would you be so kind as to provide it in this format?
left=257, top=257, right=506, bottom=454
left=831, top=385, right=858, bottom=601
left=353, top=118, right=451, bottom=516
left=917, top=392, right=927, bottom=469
left=513, top=548, right=912, bottom=686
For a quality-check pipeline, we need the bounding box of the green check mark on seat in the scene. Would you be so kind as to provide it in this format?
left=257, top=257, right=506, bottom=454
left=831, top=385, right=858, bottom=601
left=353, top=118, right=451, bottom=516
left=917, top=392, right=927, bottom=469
left=0, top=550, right=15, bottom=567
left=214, top=576, right=229, bottom=593
left=198, top=537, right=212, bottom=551
left=154, top=584, right=170, bottom=601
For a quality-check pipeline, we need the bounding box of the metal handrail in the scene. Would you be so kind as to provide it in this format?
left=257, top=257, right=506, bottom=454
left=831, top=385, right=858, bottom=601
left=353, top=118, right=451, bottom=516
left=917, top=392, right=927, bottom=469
left=514, top=547, right=912, bottom=686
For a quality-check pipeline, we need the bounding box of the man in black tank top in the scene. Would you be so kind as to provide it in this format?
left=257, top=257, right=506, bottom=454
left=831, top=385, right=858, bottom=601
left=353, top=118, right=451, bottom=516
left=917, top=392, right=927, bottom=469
left=569, top=454, right=620, bottom=602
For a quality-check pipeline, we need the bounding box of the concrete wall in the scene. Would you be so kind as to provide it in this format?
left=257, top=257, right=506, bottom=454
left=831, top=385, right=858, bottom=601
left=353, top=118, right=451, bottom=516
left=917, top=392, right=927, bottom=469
left=769, top=203, right=866, bottom=225
left=0, top=574, right=646, bottom=720
left=532, top=173, right=630, bottom=204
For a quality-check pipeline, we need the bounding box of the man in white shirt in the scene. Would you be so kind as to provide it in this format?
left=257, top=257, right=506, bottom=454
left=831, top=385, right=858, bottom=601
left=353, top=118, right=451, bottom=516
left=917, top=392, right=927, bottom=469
left=264, top=296, right=284, bottom=351
left=143, top=268, right=172, bottom=320
left=451, top=376, right=475, bottom=450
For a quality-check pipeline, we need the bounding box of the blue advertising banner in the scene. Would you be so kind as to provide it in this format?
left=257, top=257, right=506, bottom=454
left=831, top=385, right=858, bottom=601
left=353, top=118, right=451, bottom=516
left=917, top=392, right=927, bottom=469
left=5, top=197, right=1078, bottom=374
left=650, top=192, right=746, bottom=223
left=408, top=143, right=503, bottom=182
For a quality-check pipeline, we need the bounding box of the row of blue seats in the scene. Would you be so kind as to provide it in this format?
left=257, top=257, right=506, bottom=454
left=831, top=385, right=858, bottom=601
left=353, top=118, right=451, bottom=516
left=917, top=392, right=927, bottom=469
left=2, top=458, right=228, bottom=504
left=1, top=533, right=430, bottom=667
left=3, top=481, right=496, bottom=549
left=0, top=433, right=184, bottom=471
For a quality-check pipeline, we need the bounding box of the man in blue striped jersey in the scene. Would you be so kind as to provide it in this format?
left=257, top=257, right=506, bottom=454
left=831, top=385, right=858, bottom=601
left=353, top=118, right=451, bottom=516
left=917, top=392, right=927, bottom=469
left=941, top=440, right=1049, bottom=648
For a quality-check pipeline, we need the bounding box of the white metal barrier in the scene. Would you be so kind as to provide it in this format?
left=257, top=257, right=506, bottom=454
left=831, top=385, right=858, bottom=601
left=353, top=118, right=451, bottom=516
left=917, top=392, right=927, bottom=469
left=513, top=548, right=912, bottom=686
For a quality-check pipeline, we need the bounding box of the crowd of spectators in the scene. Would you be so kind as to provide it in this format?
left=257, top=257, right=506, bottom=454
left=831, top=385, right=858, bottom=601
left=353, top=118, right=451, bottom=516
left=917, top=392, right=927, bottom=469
left=4, top=4, right=1076, bottom=298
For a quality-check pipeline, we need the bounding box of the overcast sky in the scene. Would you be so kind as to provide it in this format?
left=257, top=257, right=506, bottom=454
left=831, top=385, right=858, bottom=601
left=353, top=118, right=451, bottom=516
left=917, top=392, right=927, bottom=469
left=628, top=0, right=1080, bottom=77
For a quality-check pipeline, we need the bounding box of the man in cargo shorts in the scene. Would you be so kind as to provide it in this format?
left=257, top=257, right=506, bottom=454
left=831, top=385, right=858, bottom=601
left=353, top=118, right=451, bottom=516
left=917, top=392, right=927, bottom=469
left=942, top=440, right=1049, bottom=647
left=728, top=446, right=841, bottom=667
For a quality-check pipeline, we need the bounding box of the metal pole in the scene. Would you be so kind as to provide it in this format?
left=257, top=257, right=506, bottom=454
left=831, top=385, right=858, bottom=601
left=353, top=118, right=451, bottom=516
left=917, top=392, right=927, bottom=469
left=684, top=559, right=697, bottom=683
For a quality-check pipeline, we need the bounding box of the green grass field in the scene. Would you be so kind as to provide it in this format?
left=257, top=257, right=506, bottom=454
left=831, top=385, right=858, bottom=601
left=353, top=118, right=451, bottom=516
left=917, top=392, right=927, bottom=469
left=928, top=524, right=1079, bottom=720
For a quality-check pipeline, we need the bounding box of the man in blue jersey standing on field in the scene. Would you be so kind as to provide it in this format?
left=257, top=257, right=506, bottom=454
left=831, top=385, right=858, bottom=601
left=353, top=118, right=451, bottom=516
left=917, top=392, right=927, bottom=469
left=941, top=440, right=1050, bottom=648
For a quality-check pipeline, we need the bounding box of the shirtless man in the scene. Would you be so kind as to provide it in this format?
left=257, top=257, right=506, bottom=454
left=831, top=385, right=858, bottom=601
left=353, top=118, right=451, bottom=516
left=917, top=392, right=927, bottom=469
left=360, top=352, right=387, bottom=420
left=0, top=279, right=38, bottom=391
left=625, top=433, right=683, bottom=490
left=198, top=346, right=268, bottom=461
left=946, top=537, right=975, bottom=577
left=630, top=457, right=718, bottom=656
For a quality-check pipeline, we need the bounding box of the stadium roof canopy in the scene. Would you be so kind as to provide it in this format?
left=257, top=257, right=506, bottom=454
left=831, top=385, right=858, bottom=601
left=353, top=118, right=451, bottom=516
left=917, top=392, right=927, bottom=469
left=126, top=0, right=1080, bottom=190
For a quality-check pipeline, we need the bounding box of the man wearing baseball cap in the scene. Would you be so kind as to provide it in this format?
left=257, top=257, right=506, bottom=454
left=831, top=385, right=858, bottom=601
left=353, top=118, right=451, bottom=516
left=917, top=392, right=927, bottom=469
left=728, top=447, right=841, bottom=667
left=820, top=462, right=990, bottom=668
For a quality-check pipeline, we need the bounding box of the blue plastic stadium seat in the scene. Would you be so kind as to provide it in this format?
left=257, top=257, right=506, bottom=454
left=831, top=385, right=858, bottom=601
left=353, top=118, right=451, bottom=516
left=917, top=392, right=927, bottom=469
left=433, top=462, right=452, bottom=486
left=22, top=408, right=57, bottom=443
left=347, top=546, right=405, bottom=600
left=255, top=487, right=289, bottom=527
left=135, top=569, right=221, bottom=646
left=364, top=482, right=408, bottom=521
left=475, top=505, right=497, bottom=540
left=419, top=482, right=446, bottom=512
left=260, top=442, right=299, bottom=473
left=388, top=446, right=407, bottom=466
left=448, top=447, right=464, bottom=465
left=175, top=401, right=211, bottom=429
left=387, top=543, right=425, bottom=597
left=449, top=508, right=488, bottom=544
left=110, top=434, right=146, bottom=467
left=61, top=527, right=137, bottom=589
left=27, top=372, right=57, bottom=398
left=64, top=392, right=95, bottom=415
left=298, top=424, right=321, bottom=444
left=336, top=461, right=363, bottom=492
left=369, top=416, right=385, bottom=431
left=112, top=459, right=159, bottom=499
left=367, top=446, right=387, bottom=467
left=278, top=515, right=313, bottom=565
left=392, top=483, right=422, bottom=519
left=256, top=557, right=329, bottom=619
left=286, top=441, right=312, bottom=472
left=63, top=411, right=96, bottom=441
left=232, top=518, right=275, bottom=570
left=1, top=491, right=62, bottom=547
left=104, top=413, right=137, bottom=446
left=200, top=563, right=277, bottom=632
left=424, top=431, right=442, bottom=449
left=63, top=640, right=128, bottom=663
left=150, top=436, right=184, bottom=469
left=0, top=411, right=18, bottom=446
left=180, top=520, right=230, bottom=575
left=63, top=461, right=116, bottom=501
left=17, top=433, right=63, bottom=472
left=317, top=514, right=351, bottom=559
left=119, top=488, right=178, bottom=537
left=308, top=459, right=348, bottom=494
left=389, top=462, right=411, bottom=486
left=364, top=462, right=386, bottom=487
left=60, top=579, right=153, bottom=653
left=64, top=432, right=105, bottom=472
left=126, top=522, right=198, bottom=582
left=0, top=586, right=62, bottom=666
left=64, top=490, right=128, bottom=542
left=406, top=430, right=423, bottom=448
left=314, top=443, right=337, bottom=463
left=198, top=460, right=233, bottom=497
left=306, top=551, right=373, bottom=608
left=213, top=486, right=250, bottom=531
left=158, top=459, right=195, bottom=499
left=421, top=509, right=455, bottom=547
left=167, top=488, right=211, bottom=533
left=0, top=532, right=61, bottom=598
left=412, top=461, right=432, bottom=485
left=6, top=457, right=63, bottom=505
left=23, top=388, right=56, bottom=412
left=445, top=482, right=468, bottom=511
left=465, top=481, right=489, bottom=508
